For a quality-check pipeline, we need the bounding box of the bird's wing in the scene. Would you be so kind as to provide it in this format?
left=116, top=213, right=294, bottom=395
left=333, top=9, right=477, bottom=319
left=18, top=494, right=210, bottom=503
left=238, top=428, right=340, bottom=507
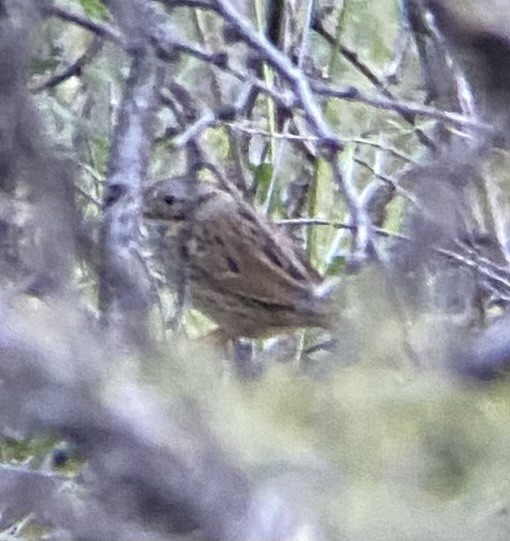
left=190, top=196, right=323, bottom=310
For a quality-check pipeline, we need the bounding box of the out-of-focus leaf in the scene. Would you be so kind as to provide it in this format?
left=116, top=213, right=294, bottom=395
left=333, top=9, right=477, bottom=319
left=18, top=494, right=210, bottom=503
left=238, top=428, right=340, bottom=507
left=31, top=57, right=59, bottom=75
left=325, top=253, right=347, bottom=276
left=252, top=162, right=274, bottom=206
left=78, top=0, right=108, bottom=19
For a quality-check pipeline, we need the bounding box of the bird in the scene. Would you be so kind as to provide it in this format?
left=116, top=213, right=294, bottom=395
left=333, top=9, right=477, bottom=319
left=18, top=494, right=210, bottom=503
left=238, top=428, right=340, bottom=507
left=142, top=176, right=334, bottom=338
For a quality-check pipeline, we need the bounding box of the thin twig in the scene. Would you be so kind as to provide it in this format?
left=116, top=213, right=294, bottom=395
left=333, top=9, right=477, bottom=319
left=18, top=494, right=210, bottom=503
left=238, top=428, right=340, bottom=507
left=211, top=0, right=341, bottom=146
left=278, top=217, right=510, bottom=294
left=312, top=15, right=436, bottom=151
left=159, top=0, right=214, bottom=9
left=42, top=5, right=127, bottom=47
left=278, top=217, right=404, bottom=239
left=310, top=81, right=496, bottom=137
left=210, top=0, right=375, bottom=261
left=32, top=36, right=103, bottom=93
left=49, top=2, right=494, bottom=144
left=229, top=125, right=417, bottom=164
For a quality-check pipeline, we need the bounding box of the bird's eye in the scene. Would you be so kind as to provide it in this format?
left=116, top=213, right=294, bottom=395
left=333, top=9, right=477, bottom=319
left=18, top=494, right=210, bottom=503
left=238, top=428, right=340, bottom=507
left=164, top=195, right=175, bottom=206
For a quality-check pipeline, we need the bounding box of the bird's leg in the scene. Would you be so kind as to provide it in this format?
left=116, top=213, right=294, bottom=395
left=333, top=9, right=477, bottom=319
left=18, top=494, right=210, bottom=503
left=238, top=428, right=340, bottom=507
left=232, top=338, right=263, bottom=380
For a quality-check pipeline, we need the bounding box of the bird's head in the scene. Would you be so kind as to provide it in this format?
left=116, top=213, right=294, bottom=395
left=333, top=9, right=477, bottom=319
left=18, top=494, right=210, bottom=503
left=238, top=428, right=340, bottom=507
left=142, top=177, right=199, bottom=222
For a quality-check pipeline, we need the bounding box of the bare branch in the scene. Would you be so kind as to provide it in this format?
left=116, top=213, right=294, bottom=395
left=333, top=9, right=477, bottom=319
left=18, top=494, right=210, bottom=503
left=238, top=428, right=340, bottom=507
left=32, top=36, right=103, bottom=93
left=310, top=80, right=496, bottom=137
left=41, top=4, right=127, bottom=47
left=99, top=40, right=161, bottom=345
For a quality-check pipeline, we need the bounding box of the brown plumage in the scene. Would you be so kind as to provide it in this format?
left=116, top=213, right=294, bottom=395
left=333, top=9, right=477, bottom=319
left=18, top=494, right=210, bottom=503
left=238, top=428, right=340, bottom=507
left=142, top=176, right=333, bottom=338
